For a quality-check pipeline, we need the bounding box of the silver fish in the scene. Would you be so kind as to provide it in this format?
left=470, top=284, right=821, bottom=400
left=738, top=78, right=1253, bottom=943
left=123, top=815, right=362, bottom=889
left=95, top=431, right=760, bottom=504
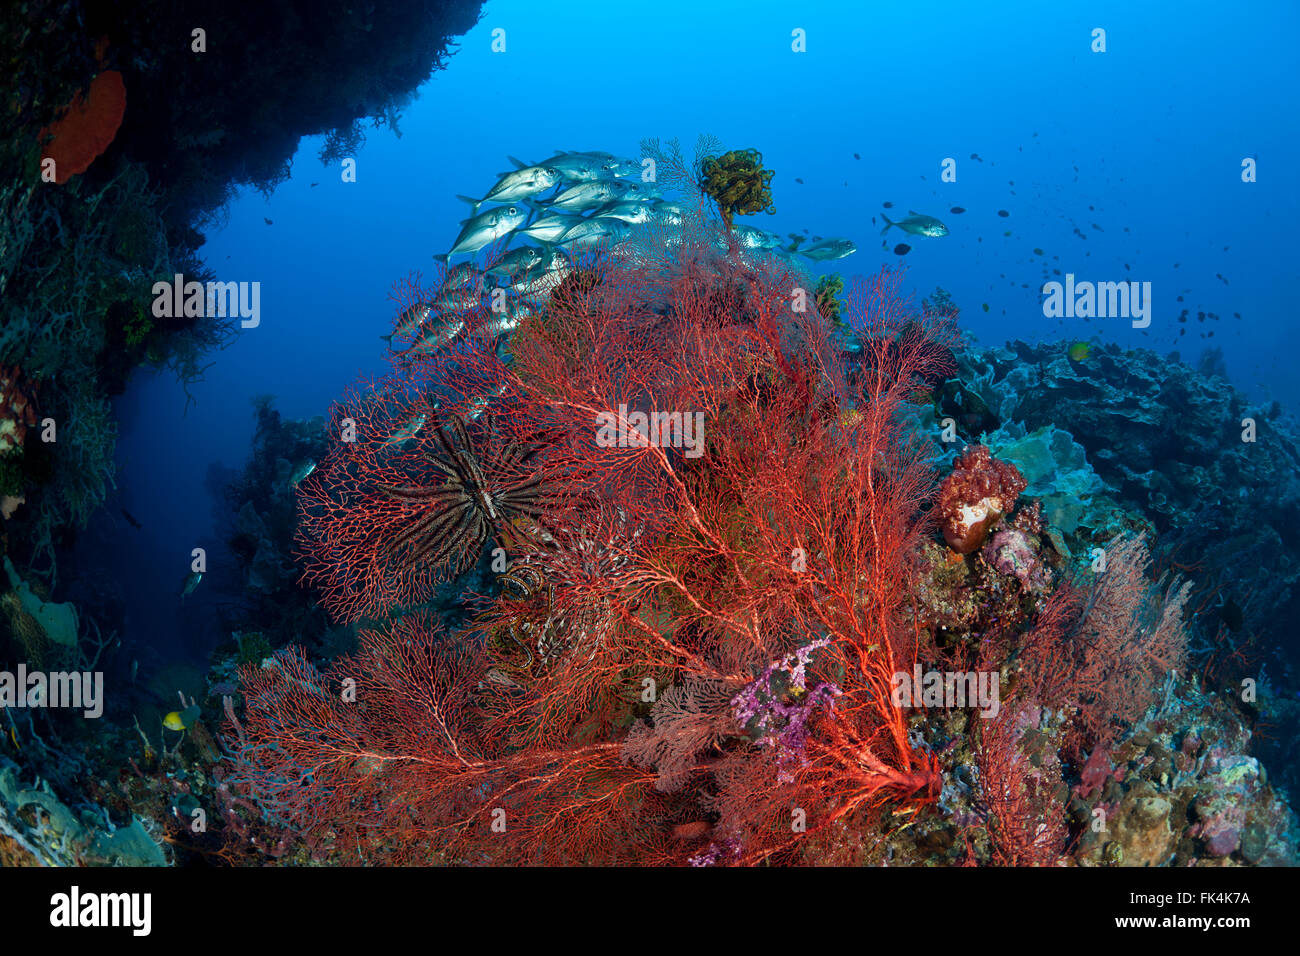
left=384, top=413, right=427, bottom=446
left=513, top=153, right=607, bottom=182
left=593, top=200, right=653, bottom=224
left=180, top=571, right=202, bottom=601
left=519, top=212, right=585, bottom=243
left=558, top=218, right=630, bottom=252
left=390, top=311, right=467, bottom=358
left=457, top=165, right=561, bottom=211
left=479, top=300, right=534, bottom=340
left=465, top=383, right=508, bottom=422
left=431, top=284, right=482, bottom=313
left=511, top=267, right=569, bottom=299
left=549, top=180, right=629, bottom=212
left=288, top=459, right=317, bottom=488
left=446, top=205, right=528, bottom=257
left=384, top=300, right=435, bottom=346
left=649, top=200, right=687, bottom=227
left=485, top=246, right=547, bottom=281
left=880, top=211, right=949, bottom=239
left=439, top=261, right=481, bottom=290
left=733, top=224, right=784, bottom=249
left=795, top=237, right=858, bottom=261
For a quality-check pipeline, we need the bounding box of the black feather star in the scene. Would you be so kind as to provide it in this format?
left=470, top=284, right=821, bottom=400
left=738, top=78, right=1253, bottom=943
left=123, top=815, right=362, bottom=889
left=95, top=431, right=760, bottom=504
left=377, top=414, right=551, bottom=576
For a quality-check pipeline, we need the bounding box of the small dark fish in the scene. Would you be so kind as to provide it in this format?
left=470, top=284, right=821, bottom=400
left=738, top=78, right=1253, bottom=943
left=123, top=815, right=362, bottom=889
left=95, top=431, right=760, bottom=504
left=263, top=218, right=273, bottom=225
left=1032, top=248, right=1043, bottom=256
left=882, top=201, right=894, bottom=208
left=949, top=206, right=965, bottom=214
left=997, top=210, right=1009, bottom=218
left=970, top=153, right=983, bottom=162
left=310, top=182, right=319, bottom=188
left=893, top=243, right=911, bottom=256
left=795, top=177, right=804, bottom=184
left=853, top=152, right=861, bottom=160
left=1124, top=263, right=1130, bottom=271
left=1233, top=312, right=1241, bottom=319
left=121, top=508, right=142, bottom=531
left=982, top=303, right=990, bottom=312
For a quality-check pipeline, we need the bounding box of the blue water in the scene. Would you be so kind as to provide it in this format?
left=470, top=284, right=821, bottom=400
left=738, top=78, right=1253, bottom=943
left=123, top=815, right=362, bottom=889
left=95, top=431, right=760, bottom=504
left=99, top=0, right=1299, bottom=661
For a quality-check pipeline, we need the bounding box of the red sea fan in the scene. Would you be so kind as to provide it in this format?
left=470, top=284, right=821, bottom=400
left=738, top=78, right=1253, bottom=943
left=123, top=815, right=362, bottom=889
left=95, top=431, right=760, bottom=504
left=259, top=227, right=956, bottom=864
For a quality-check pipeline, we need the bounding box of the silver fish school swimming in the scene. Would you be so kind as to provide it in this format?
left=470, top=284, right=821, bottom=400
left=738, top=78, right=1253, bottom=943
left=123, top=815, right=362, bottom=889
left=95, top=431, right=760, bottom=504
left=1041, top=273, right=1152, bottom=329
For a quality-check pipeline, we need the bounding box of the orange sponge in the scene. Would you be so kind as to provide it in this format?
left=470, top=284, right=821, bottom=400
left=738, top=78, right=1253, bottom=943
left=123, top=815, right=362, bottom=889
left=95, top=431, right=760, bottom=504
left=40, top=69, right=126, bottom=184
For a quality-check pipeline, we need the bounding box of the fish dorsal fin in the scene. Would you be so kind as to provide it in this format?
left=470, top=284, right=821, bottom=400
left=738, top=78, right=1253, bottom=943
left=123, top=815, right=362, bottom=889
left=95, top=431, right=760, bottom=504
left=909, top=210, right=923, bottom=216
left=506, top=155, right=529, bottom=169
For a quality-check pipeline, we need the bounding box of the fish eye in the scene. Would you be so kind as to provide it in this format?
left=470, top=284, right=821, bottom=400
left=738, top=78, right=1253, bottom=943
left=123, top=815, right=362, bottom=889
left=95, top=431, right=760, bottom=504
left=508, top=206, right=517, bottom=215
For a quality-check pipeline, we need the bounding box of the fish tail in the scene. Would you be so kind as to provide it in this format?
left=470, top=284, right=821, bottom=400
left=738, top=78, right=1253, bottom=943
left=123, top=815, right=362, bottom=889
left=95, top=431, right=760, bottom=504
left=379, top=333, right=393, bottom=347
left=880, top=215, right=895, bottom=236
left=455, top=194, right=482, bottom=214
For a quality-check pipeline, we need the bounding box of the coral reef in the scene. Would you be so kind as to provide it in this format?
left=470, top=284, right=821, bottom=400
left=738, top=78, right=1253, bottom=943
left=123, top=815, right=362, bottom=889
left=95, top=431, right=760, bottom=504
left=235, top=225, right=956, bottom=865
left=937, top=445, right=1026, bottom=554
left=214, top=214, right=1300, bottom=868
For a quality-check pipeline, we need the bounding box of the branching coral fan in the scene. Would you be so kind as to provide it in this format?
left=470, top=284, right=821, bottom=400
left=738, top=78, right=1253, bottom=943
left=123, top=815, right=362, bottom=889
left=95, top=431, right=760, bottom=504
left=238, top=225, right=957, bottom=864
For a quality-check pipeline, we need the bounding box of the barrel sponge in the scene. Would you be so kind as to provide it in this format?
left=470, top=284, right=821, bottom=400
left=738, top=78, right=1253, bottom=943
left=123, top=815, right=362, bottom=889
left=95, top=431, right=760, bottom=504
left=40, top=70, right=126, bottom=184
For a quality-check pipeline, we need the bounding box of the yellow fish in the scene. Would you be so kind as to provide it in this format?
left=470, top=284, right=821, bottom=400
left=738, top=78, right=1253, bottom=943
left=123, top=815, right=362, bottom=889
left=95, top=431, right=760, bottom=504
left=1067, top=341, right=1090, bottom=363
left=162, top=704, right=201, bottom=731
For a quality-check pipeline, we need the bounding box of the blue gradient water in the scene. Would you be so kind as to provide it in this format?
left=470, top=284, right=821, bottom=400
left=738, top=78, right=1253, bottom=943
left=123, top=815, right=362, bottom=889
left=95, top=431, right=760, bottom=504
left=97, top=0, right=1299, bottom=661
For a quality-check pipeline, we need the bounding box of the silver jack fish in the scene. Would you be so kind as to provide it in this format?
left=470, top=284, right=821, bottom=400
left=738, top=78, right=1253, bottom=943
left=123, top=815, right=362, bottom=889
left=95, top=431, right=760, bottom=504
left=794, top=237, right=858, bottom=261
left=457, top=165, right=561, bottom=212
left=445, top=205, right=528, bottom=257
left=880, top=211, right=949, bottom=239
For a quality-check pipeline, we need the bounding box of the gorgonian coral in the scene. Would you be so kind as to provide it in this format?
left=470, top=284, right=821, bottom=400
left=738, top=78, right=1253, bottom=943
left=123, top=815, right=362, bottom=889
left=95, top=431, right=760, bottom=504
left=241, top=222, right=954, bottom=865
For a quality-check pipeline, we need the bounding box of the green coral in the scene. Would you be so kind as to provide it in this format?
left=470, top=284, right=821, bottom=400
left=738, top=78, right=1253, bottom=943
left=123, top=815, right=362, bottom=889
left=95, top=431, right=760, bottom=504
left=123, top=302, right=154, bottom=347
